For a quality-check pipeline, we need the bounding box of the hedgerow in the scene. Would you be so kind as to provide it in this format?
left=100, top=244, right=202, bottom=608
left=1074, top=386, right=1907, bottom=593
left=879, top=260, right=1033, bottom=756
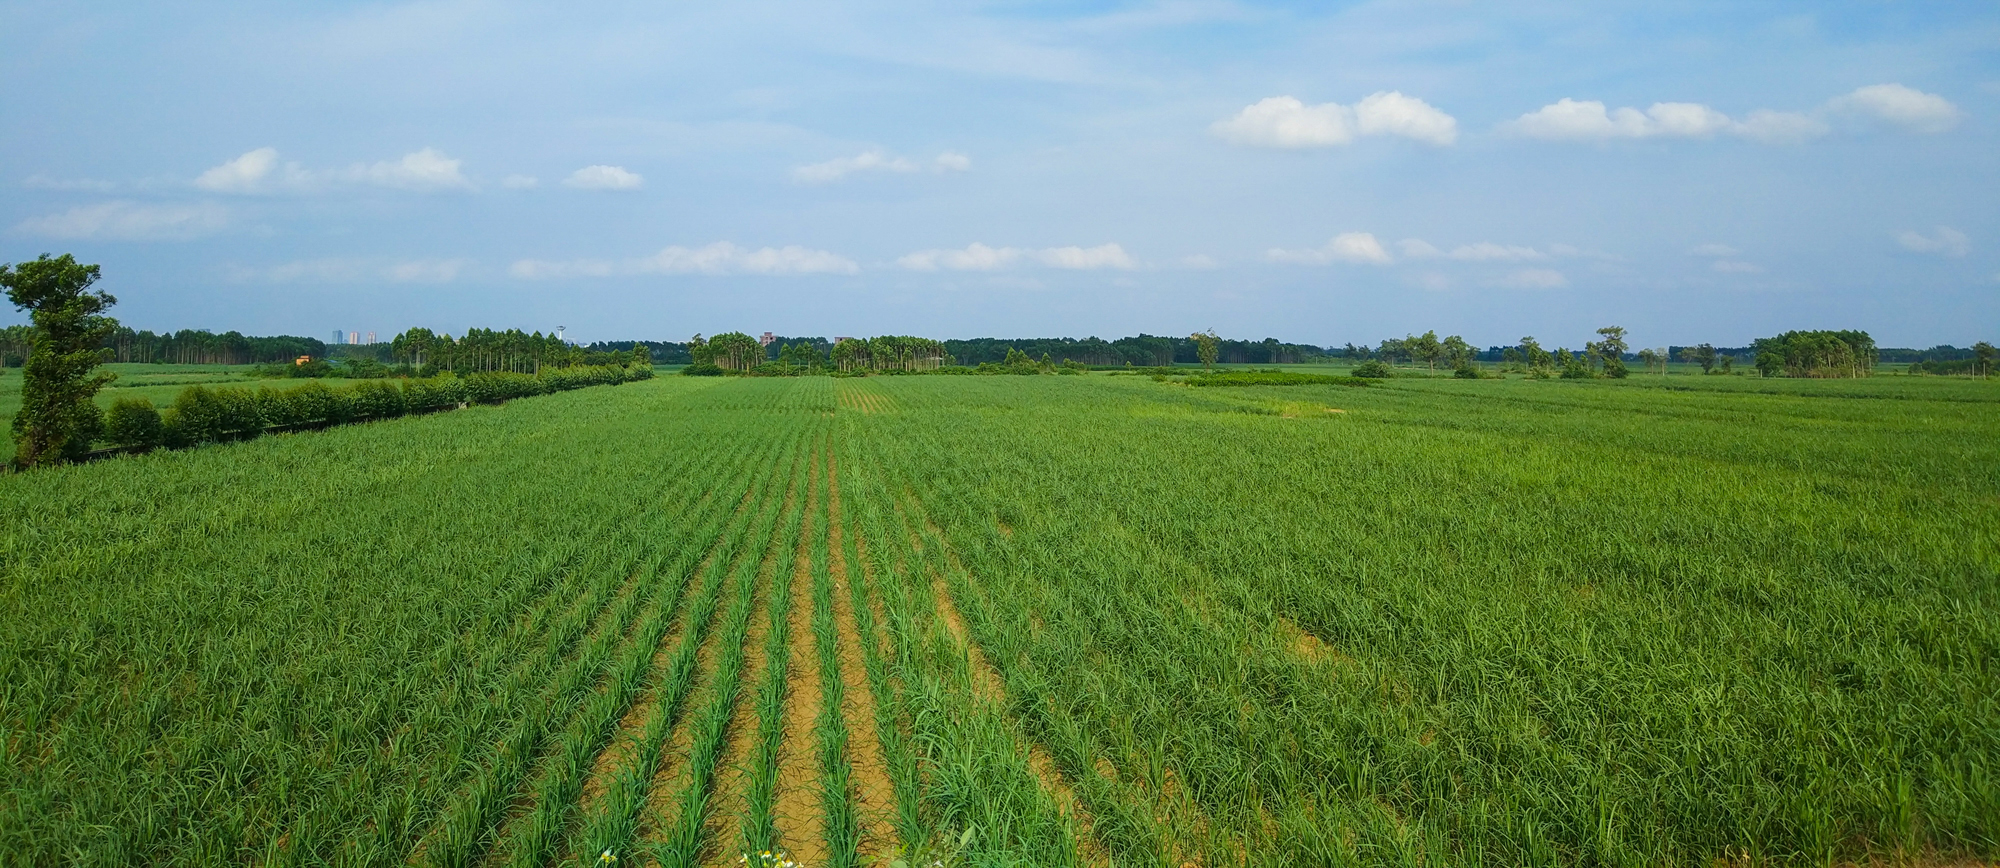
left=98, top=363, right=650, bottom=452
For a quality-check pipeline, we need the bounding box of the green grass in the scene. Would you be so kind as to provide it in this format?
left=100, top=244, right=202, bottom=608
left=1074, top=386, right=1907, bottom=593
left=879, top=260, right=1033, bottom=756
left=1, top=373, right=1994, bottom=866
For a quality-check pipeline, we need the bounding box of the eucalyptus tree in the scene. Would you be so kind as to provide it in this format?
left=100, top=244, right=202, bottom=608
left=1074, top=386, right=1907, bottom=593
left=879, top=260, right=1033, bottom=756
left=1191, top=330, right=1220, bottom=370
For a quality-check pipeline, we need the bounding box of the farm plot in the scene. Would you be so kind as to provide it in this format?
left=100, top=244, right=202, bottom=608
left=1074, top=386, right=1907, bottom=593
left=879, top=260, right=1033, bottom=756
left=2, top=373, right=1997, bottom=867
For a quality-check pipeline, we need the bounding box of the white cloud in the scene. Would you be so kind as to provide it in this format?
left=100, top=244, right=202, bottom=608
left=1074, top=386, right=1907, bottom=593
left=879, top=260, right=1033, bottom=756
left=386, top=258, right=469, bottom=282
left=1213, top=92, right=1455, bottom=148
left=512, top=242, right=858, bottom=278
left=228, top=257, right=471, bottom=284
left=1689, top=243, right=1740, bottom=257
left=1491, top=268, right=1568, bottom=289
left=1829, top=84, right=1959, bottom=133
left=1733, top=110, right=1830, bottom=144
left=794, top=150, right=968, bottom=183
left=897, top=242, right=1135, bottom=271
left=344, top=149, right=473, bottom=191
left=1397, top=238, right=1442, bottom=258
left=899, top=242, right=1017, bottom=271
left=501, top=174, right=539, bottom=189
left=195, top=148, right=295, bottom=193
left=1547, top=243, right=1618, bottom=260
left=1266, top=232, right=1393, bottom=265
left=1503, top=99, right=1730, bottom=140
left=1179, top=254, right=1220, bottom=269
left=16, top=200, right=227, bottom=240
left=563, top=165, right=643, bottom=190
left=1037, top=243, right=1136, bottom=269
left=1352, top=91, right=1458, bottom=145
left=1711, top=260, right=1764, bottom=273
left=1448, top=241, right=1547, bottom=262
left=795, top=151, right=918, bottom=183
left=195, top=147, right=471, bottom=192
left=1508, top=84, right=1956, bottom=144
left=23, top=174, right=115, bottom=192
left=1895, top=226, right=1969, bottom=256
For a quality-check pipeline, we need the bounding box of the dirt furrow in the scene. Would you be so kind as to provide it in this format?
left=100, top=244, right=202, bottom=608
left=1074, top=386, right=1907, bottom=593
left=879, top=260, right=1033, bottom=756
left=773, top=456, right=827, bottom=866
left=695, top=518, right=781, bottom=864
left=824, top=453, right=899, bottom=863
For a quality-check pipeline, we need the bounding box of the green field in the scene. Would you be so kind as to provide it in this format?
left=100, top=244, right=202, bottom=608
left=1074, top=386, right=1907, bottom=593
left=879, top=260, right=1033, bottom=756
left=1, top=373, right=1995, bottom=866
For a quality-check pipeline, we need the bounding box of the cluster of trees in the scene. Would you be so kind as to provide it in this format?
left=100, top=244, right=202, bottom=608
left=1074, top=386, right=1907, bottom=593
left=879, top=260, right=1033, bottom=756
left=1907, top=342, right=1996, bottom=377
left=1751, top=331, right=1878, bottom=378
left=100, top=328, right=325, bottom=365
left=385, top=327, right=644, bottom=374
left=830, top=336, right=949, bottom=372
left=941, top=334, right=1326, bottom=367
left=102, top=364, right=648, bottom=452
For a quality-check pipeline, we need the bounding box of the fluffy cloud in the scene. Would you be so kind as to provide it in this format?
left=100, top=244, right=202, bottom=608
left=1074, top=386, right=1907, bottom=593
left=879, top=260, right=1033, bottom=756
left=896, top=242, right=1135, bottom=271
left=563, top=165, right=644, bottom=190
left=194, top=147, right=472, bottom=192
left=347, top=148, right=473, bottom=191
left=1490, top=268, right=1569, bottom=289
left=794, top=150, right=969, bottom=183
left=195, top=148, right=296, bottom=193
left=1213, top=92, right=1456, bottom=148
left=1896, top=226, right=1969, bottom=256
left=1503, top=99, right=1731, bottom=140
left=1506, top=84, right=1956, bottom=143
left=511, top=242, right=859, bottom=278
left=16, top=200, right=227, bottom=240
left=1829, top=84, right=1960, bottom=133
left=1266, top=232, right=1393, bottom=265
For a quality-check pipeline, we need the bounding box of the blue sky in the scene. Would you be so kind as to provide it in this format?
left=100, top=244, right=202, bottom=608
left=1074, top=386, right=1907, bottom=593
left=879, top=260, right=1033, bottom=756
left=3, top=1, right=1996, bottom=348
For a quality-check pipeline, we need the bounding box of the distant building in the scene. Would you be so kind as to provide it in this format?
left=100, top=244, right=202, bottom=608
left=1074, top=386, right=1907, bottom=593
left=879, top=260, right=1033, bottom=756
left=759, top=332, right=776, bottom=347
left=349, top=331, right=360, bottom=345
left=366, top=331, right=376, bottom=345
left=833, top=336, right=854, bottom=344
left=331, top=330, right=344, bottom=345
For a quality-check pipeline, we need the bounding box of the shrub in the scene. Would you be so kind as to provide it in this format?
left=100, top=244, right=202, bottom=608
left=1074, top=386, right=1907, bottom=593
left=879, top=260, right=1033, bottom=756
left=680, top=362, right=725, bottom=377
left=103, top=397, right=164, bottom=450
left=1351, top=360, right=1394, bottom=378
left=167, top=386, right=228, bottom=444
left=348, top=379, right=406, bottom=419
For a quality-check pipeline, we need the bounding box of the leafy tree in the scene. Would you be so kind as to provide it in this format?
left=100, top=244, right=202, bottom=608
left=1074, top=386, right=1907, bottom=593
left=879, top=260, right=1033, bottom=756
left=1681, top=344, right=1718, bottom=374
left=1442, top=335, right=1474, bottom=369
left=1408, top=330, right=1443, bottom=370
left=2, top=254, right=119, bottom=466
left=1972, top=341, right=1994, bottom=378
left=1501, top=347, right=1522, bottom=371
left=1191, top=330, right=1220, bottom=370
left=1376, top=337, right=1406, bottom=366
left=1557, top=347, right=1593, bottom=379
left=1518, top=336, right=1554, bottom=377
left=1587, top=325, right=1629, bottom=378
